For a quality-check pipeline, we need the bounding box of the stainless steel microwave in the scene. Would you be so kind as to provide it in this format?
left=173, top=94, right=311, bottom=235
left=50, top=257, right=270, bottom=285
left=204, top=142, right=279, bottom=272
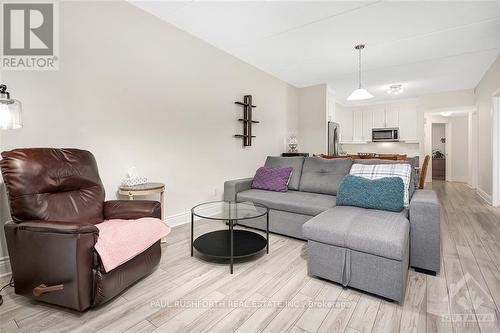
left=372, top=128, right=399, bottom=142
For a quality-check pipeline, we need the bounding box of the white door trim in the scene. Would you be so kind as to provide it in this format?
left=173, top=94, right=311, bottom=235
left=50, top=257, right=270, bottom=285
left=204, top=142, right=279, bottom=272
left=467, top=109, right=478, bottom=188
left=445, top=123, right=452, bottom=182
left=492, top=90, right=500, bottom=206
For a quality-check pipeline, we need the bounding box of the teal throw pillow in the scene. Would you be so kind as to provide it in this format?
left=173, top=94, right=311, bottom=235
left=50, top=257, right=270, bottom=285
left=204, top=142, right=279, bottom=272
left=336, top=175, right=404, bottom=212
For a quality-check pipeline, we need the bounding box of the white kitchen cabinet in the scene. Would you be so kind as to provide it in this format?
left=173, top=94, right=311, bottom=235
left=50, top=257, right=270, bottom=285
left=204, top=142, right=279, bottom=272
left=335, top=106, right=353, bottom=143
left=398, top=101, right=418, bottom=141
left=372, top=106, right=386, bottom=128
left=386, top=104, right=400, bottom=128
left=353, top=109, right=364, bottom=142
left=335, top=101, right=418, bottom=144
left=362, top=109, right=373, bottom=141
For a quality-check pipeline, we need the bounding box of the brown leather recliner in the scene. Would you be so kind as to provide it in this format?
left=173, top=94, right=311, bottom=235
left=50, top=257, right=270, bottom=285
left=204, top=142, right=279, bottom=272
left=1, top=148, right=162, bottom=311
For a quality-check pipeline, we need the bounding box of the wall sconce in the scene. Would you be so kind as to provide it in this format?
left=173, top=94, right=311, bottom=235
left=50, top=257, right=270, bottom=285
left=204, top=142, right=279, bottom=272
left=0, top=84, right=22, bottom=130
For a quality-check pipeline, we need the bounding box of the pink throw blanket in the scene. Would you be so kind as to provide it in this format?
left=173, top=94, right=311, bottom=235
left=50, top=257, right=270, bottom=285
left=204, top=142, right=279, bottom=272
left=95, top=218, right=171, bottom=272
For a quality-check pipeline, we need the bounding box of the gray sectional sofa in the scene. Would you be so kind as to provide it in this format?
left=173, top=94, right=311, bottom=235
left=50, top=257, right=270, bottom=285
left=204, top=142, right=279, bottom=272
left=224, top=156, right=440, bottom=302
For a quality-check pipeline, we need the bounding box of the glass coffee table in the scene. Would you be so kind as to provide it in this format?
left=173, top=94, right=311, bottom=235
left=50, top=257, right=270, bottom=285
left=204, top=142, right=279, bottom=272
left=191, top=201, right=269, bottom=274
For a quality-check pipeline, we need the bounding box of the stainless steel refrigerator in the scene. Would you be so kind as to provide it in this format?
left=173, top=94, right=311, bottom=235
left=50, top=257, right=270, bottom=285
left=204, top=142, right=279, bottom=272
left=327, top=121, right=340, bottom=156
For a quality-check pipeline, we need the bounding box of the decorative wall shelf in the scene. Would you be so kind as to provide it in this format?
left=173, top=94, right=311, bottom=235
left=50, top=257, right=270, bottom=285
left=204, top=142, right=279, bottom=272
left=234, top=95, right=258, bottom=147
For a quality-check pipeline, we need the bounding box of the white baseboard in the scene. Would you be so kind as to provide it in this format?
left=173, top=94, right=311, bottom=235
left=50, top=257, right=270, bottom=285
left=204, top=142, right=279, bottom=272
left=477, top=188, right=492, bottom=205
left=164, top=203, right=222, bottom=228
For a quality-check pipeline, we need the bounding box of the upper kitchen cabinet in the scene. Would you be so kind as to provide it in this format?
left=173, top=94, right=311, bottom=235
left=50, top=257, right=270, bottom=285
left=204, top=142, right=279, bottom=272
left=353, top=109, right=364, bottom=142
left=372, top=104, right=399, bottom=128
left=385, top=104, right=400, bottom=128
left=334, top=100, right=418, bottom=144
left=398, top=101, right=418, bottom=142
left=362, top=109, right=373, bottom=142
left=372, top=106, right=386, bottom=128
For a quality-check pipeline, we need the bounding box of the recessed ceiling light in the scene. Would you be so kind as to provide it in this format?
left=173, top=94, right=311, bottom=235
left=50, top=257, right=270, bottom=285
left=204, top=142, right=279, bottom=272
left=440, top=111, right=453, bottom=117
left=387, top=84, right=403, bottom=95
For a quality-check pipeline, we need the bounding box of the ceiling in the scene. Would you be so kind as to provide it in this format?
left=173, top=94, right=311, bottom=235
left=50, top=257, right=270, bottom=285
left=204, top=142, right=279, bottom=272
left=131, top=1, right=500, bottom=104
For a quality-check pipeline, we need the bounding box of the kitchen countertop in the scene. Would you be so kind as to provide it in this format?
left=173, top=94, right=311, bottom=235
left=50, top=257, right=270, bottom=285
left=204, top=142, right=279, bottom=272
left=321, top=153, right=409, bottom=160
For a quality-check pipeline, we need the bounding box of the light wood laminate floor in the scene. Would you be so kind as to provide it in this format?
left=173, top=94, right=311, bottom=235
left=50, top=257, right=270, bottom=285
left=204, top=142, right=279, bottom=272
left=1, top=181, right=499, bottom=333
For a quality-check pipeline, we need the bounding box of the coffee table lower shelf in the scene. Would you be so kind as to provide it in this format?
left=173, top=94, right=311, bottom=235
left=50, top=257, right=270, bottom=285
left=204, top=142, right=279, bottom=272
left=192, top=229, right=268, bottom=273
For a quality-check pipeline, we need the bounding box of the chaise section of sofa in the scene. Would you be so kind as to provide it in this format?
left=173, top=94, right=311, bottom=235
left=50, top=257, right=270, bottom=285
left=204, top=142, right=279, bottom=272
left=303, top=206, right=410, bottom=302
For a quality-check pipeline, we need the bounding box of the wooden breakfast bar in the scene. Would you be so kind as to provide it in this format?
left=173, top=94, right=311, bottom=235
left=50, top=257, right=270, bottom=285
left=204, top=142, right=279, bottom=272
left=320, top=153, right=408, bottom=160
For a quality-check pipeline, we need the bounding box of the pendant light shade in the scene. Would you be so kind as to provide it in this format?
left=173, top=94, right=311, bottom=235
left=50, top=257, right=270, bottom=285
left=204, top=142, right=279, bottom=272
left=347, top=44, right=373, bottom=101
left=0, top=84, right=22, bottom=130
left=347, top=88, right=374, bottom=101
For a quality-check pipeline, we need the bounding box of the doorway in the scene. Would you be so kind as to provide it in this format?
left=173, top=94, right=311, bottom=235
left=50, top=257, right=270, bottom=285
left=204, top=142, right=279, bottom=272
left=424, top=110, right=470, bottom=183
left=431, top=123, right=446, bottom=180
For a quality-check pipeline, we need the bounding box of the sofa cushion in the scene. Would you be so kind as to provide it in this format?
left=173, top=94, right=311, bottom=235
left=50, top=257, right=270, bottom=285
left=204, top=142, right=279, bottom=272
left=337, top=175, right=405, bottom=212
left=264, top=156, right=305, bottom=190
left=299, top=157, right=353, bottom=195
left=237, top=189, right=336, bottom=216
left=303, top=206, right=409, bottom=261
left=353, top=158, right=417, bottom=200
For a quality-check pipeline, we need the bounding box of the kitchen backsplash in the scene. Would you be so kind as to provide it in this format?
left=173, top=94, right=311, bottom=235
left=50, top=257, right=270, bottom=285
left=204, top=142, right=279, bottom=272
left=341, top=142, right=420, bottom=156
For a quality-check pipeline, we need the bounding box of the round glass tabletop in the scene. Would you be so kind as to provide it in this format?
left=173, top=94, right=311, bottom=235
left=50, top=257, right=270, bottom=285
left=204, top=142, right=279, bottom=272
left=191, top=201, right=269, bottom=221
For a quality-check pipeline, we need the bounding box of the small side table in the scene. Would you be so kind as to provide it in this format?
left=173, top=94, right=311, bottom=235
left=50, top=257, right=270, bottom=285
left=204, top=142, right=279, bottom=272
left=119, top=182, right=166, bottom=242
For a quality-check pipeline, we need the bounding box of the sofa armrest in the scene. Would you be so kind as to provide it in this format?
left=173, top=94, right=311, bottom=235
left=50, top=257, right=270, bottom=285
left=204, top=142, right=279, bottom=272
left=224, top=177, right=253, bottom=201
left=4, top=220, right=98, bottom=311
left=104, top=200, right=161, bottom=220
left=409, top=190, right=441, bottom=273
left=9, top=220, right=99, bottom=234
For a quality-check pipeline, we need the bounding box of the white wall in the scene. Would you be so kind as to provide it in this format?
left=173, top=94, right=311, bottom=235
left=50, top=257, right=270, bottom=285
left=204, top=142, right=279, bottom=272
left=474, top=55, right=500, bottom=198
left=432, top=124, right=446, bottom=154
left=297, top=84, right=327, bottom=154
left=0, top=1, right=299, bottom=257
left=450, top=116, right=469, bottom=182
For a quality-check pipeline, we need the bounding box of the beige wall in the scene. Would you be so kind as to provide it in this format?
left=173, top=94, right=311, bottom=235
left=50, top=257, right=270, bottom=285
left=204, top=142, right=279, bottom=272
left=432, top=124, right=446, bottom=154
left=0, top=1, right=299, bottom=257
left=297, top=84, right=327, bottom=154
left=450, top=116, right=470, bottom=182
left=474, top=55, right=500, bottom=197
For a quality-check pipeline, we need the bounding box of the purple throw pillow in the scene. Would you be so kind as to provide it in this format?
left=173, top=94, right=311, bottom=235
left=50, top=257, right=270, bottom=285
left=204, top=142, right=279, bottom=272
left=251, top=166, right=293, bottom=192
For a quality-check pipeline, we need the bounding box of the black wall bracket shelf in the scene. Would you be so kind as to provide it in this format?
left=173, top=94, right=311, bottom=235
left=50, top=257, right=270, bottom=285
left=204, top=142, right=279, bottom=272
left=234, top=95, right=258, bottom=147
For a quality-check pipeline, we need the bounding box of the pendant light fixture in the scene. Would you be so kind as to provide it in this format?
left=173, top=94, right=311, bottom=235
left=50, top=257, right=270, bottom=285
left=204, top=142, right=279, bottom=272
left=347, top=44, right=374, bottom=101
left=0, top=84, right=22, bottom=130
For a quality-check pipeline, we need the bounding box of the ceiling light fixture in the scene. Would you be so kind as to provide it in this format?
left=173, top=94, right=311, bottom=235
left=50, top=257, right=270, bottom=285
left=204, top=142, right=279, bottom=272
left=387, top=84, right=403, bottom=95
left=347, top=44, right=374, bottom=101
left=440, top=111, right=453, bottom=117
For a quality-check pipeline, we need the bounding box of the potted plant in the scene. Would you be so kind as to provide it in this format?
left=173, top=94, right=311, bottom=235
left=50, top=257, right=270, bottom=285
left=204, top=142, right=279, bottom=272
left=432, top=149, right=445, bottom=159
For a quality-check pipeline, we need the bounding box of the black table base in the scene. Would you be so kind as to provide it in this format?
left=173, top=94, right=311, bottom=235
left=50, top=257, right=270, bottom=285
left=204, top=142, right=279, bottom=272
left=191, top=215, right=269, bottom=274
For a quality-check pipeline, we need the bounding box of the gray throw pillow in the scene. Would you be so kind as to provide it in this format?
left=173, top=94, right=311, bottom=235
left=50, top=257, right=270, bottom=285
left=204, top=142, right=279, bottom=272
left=299, top=157, right=353, bottom=195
